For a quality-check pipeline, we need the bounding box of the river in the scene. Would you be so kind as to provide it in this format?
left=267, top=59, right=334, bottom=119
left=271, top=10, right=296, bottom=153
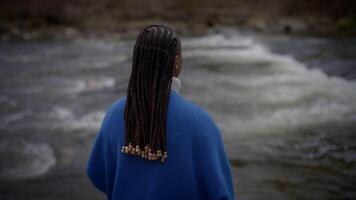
left=0, top=31, right=355, bottom=200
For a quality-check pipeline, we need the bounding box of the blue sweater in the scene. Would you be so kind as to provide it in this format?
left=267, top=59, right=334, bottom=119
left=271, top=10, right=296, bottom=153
left=86, top=90, right=236, bottom=200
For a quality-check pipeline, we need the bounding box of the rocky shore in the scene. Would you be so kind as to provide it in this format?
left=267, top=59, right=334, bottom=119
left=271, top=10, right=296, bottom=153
left=1, top=0, right=355, bottom=41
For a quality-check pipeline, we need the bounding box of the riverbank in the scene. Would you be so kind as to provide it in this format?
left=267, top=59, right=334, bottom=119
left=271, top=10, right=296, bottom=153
left=1, top=0, right=355, bottom=41
left=1, top=18, right=356, bottom=42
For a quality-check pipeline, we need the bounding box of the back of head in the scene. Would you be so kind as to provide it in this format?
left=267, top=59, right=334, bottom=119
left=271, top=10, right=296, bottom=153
left=121, top=24, right=181, bottom=163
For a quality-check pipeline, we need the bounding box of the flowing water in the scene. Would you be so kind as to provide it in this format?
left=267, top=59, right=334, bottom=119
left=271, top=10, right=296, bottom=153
left=0, top=32, right=355, bottom=199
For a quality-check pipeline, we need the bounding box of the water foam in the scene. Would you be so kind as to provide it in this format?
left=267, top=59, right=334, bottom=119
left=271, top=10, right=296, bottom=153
left=182, top=34, right=356, bottom=136
left=0, top=140, right=56, bottom=179
left=62, top=76, right=115, bottom=94
left=46, top=106, right=105, bottom=131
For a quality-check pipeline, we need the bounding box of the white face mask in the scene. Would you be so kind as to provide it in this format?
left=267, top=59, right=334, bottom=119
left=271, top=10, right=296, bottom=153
left=171, top=77, right=181, bottom=93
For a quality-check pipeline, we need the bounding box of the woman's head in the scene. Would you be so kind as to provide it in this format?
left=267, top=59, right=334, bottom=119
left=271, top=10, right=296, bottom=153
left=122, top=25, right=182, bottom=163
left=135, top=24, right=182, bottom=77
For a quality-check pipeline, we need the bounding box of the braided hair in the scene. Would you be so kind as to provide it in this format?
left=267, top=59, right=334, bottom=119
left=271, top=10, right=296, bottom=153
left=121, top=25, right=181, bottom=163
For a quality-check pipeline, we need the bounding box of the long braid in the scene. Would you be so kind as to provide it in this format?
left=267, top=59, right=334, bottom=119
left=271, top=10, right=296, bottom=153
left=121, top=25, right=180, bottom=163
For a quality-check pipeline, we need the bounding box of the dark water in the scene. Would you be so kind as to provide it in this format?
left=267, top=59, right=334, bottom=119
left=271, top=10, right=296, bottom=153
left=0, top=32, right=356, bottom=200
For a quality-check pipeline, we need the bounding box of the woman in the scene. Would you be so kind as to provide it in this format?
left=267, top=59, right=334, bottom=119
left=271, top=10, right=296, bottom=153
left=86, top=24, right=236, bottom=200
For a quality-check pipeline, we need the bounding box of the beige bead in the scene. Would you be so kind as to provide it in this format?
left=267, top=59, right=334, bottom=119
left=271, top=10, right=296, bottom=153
left=157, top=151, right=162, bottom=157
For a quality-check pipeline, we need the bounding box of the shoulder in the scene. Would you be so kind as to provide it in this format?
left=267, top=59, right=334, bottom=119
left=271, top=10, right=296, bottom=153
left=185, top=102, right=225, bottom=155
left=105, top=96, right=127, bottom=114
left=189, top=100, right=218, bottom=128
left=100, top=96, right=127, bottom=130
left=97, top=96, right=127, bottom=140
left=171, top=91, right=214, bottom=121
left=178, top=95, right=220, bottom=137
left=189, top=101, right=223, bottom=152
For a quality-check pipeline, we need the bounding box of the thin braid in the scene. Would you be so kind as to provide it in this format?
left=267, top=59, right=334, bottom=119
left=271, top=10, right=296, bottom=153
left=141, top=47, right=151, bottom=148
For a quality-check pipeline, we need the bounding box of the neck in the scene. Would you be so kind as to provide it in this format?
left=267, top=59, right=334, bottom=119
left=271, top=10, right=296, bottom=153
left=171, top=76, right=181, bottom=93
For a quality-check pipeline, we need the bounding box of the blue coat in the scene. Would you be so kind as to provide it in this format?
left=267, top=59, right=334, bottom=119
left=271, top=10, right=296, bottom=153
left=86, top=90, right=236, bottom=200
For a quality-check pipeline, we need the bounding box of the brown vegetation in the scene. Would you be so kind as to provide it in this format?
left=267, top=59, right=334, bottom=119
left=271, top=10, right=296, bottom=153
left=0, top=0, right=355, bottom=37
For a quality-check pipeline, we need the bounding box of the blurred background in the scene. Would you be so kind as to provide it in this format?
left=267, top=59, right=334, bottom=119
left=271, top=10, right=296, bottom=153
left=0, top=0, right=356, bottom=199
